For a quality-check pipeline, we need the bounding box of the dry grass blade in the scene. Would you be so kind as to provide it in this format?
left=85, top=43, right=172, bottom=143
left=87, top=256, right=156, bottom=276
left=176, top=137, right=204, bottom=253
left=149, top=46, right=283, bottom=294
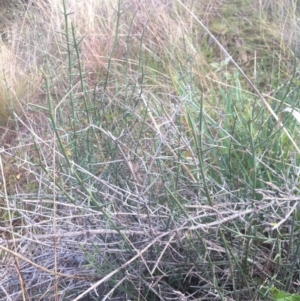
left=271, top=201, right=299, bottom=231
left=101, top=275, right=128, bottom=301
left=72, top=231, right=171, bottom=301
left=0, top=244, right=83, bottom=279
left=150, top=233, right=175, bottom=275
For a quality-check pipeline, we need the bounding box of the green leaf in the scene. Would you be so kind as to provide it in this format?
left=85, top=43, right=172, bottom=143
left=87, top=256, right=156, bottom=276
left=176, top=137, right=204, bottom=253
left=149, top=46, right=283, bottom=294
left=270, top=287, right=300, bottom=301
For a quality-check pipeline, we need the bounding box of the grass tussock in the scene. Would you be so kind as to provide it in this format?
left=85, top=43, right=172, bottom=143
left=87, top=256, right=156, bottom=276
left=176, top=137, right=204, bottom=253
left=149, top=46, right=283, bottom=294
left=0, top=0, right=300, bottom=300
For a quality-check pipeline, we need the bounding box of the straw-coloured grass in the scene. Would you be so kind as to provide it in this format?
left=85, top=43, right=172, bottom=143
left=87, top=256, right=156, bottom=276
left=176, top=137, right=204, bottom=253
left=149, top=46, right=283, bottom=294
left=0, top=0, right=300, bottom=300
